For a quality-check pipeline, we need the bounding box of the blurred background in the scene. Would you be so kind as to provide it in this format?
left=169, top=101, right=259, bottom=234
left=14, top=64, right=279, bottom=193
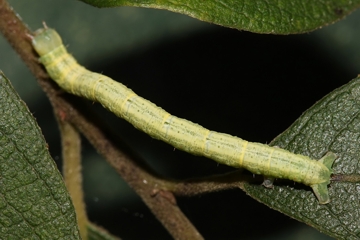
left=1, top=0, right=360, bottom=239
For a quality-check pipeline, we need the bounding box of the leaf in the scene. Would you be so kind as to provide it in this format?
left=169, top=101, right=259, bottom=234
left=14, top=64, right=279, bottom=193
left=79, top=0, right=360, bottom=34
left=244, top=76, right=360, bottom=239
left=0, top=72, right=80, bottom=239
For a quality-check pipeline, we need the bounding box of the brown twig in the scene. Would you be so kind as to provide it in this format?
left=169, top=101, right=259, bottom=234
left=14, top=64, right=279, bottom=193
left=169, top=170, right=258, bottom=196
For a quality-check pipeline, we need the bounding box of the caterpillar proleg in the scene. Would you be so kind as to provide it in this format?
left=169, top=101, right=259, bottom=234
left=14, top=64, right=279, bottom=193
left=31, top=26, right=336, bottom=204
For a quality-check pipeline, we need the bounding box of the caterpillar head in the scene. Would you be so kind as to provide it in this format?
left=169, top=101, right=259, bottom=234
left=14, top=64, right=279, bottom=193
left=32, top=28, right=63, bottom=56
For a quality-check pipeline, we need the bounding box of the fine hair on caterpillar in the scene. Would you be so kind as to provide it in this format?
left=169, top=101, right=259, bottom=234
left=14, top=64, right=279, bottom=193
left=31, top=24, right=337, bottom=204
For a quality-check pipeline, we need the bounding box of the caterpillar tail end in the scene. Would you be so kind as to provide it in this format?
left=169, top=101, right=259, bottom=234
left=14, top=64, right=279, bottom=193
left=311, top=183, right=330, bottom=204
left=311, top=152, right=337, bottom=204
left=318, top=151, right=337, bottom=170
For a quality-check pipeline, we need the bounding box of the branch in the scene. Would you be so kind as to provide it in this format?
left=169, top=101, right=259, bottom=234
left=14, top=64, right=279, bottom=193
left=169, top=170, right=259, bottom=196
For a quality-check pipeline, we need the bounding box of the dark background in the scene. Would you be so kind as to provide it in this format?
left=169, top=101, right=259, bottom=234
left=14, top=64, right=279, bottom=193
left=2, top=1, right=360, bottom=239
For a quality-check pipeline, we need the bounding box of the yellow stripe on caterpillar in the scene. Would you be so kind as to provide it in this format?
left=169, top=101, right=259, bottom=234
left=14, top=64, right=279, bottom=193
left=239, top=140, right=248, bottom=167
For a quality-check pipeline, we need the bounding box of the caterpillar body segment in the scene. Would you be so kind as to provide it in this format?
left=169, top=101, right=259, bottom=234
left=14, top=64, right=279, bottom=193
left=31, top=27, right=336, bottom=204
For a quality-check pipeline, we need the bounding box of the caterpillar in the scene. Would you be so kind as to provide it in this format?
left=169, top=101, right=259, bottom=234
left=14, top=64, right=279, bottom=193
left=31, top=26, right=336, bottom=204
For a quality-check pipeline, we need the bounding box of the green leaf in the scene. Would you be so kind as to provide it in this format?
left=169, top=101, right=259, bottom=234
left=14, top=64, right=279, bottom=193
left=79, top=0, right=360, bottom=34
left=244, top=76, right=360, bottom=239
left=0, top=72, right=80, bottom=239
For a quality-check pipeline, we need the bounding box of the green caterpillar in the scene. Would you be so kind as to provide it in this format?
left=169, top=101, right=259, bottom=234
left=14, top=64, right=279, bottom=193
left=31, top=26, right=336, bottom=204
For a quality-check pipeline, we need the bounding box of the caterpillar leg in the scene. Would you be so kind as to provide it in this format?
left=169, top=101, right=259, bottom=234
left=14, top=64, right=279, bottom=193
left=311, top=152, right=337, bottom=204
left=262, top=177, right=275, bottom=188
left=319, top=151, right=337, bottom=170
left=311, top=183, right=330, bottom=204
